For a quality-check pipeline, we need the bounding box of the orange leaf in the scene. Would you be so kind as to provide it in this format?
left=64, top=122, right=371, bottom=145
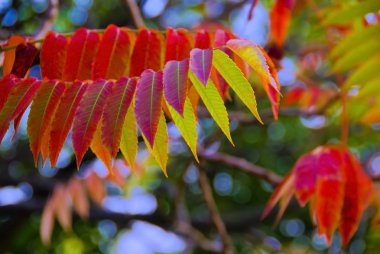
left=85, top=171, right=106, bottom=206
left=270, top=0, right=294, bottom=48
left=3, top=35, right=26, bottom=76
left=68, top=177, right=89, bottom=219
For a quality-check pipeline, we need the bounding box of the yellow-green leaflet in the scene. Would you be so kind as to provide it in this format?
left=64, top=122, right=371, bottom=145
left=331, top=23, right=380, bottom=59
left=344, top=57, right=380, bottom=88
left=213, top=49, right=263, bottom=124
left=142, top=110, right=168, bottom=176
left=324, top=1, right=380, bottom=26
left=167, top=98, right=198, bottom=162
left=189, top=70, right=234, bottom=145
left=332, top=39, right=380, bottom=72
left=120, top=100, right=137, bottom=171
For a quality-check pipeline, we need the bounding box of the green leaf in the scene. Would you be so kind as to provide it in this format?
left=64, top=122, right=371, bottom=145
left=167, top=98, right=198, bottom=162
left=189, top=70, right=234, bottom=145
left=324, top=1, right=380, bottom=26
left=212, top=49, right=263, bottom=124
left=344, top=57, right=380, bottom=88
left=331, top=23, right=380, bottom=59
left=332, top=39, right=380, bottom=72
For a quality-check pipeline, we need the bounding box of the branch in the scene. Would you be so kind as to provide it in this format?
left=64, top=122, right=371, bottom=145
left=198, top=147, right=282, bottom=185
left=125, top=0, right=145, bottom=28
left=197, top=164, right=234, bottom=254
left=34, top=0, right=59, bottom=39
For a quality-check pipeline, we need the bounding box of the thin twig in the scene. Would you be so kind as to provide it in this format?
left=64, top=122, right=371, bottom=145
left=198, top=147, right=282, bottom=185
left=197, top=164, right=234, bottom=254
left=34, top=0, right=59, bottom=39
left=125, top=0, right=145, bottom=28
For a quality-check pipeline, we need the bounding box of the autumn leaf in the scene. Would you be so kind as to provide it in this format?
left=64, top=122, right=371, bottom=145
left=72, top=80, right=112, bottom=168
left=135, top=69, right=163, bottom=147
left=40, top=32, right=68, bottom=79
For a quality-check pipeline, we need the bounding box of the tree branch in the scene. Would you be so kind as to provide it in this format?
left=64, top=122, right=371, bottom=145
left=197, top=164, right=234, bottom=254
left=198, top=146, right=282, bottom=185
left=125, top=0, right=145, bottom=28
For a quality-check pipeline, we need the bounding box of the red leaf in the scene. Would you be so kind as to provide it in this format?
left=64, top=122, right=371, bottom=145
left=135, top=69, right=163, bottom=146
left=212, top=30, right=233, bottom=97
left=27, top=81, right=65, bottom=165
left=163, top=59, right=189, bottom=115
left=129, top=28, right=162, bottom=77
left=262, top=173, right=295, bottom=220
left=2, top=35, right=26, bottom=76
left=294, top=153, right=318, bottom=206
left=11, top=43, right=38, bottom=78
left=63, top=28, right=100, bottom=81
left=339, top=150, right=372, bottom=246
left=40, top=32, right=68, bottom=79
left=72, top=80, right=112, bottom=168
left=49, top=82, right=87, bottom=167
left=270, top=0, right=294, bottom=48
left=93, top=25, right=131, bottom=79
left=258, top=46, right=281, bottom=120
left=0, top=75, right=17, bottom=112
left=194, top=30, right=211, bottom=49
left=0, top=78, right=41, bottom=143
left=315, top=147, right=344, bottom=243
left=164, top=28, right=192, bottom=62
left=190, top=48, right=213, bottom=86
left=102, top=77, right=136, bottom=158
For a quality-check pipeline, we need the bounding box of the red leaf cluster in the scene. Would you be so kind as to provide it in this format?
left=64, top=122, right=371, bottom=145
left=262, top=145, right=373, bottom=245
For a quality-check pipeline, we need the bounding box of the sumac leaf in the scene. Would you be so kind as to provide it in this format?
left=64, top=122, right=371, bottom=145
left=63, top=28, right=100, bottom=81
left=11, top=43, right=38, bottom=78
left=164, top=27, right=191, bottom=62
left=72, top=80, right=112, bottom=168
left=129, top=28, right=162, bottom=77
left=190, top=48, right=213, bottom=86
left=135, top=70, right=163, bottom=146
left=93, top=25, right=131, bottom=79
left=49, top=82, right=87, bottom=167
left=0, top=78, right=41, bottom=143
left=163, top=59, right=189, bottom=115
left=27, top=81, right=65, bottom=165
left=40, top=32, right=68, bottom=79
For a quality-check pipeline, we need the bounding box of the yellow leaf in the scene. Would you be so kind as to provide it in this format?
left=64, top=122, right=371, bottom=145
left=143, top=111, right=168, bottom=176
left=189, top=70, right=234, bottom=145
left=167, top=98, right=198, bottom=162
left=227, top=39, right=279, bottom=93
left=120, top=100, right=138, bottom=171
left=213, top=49, right=263, bottom=124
